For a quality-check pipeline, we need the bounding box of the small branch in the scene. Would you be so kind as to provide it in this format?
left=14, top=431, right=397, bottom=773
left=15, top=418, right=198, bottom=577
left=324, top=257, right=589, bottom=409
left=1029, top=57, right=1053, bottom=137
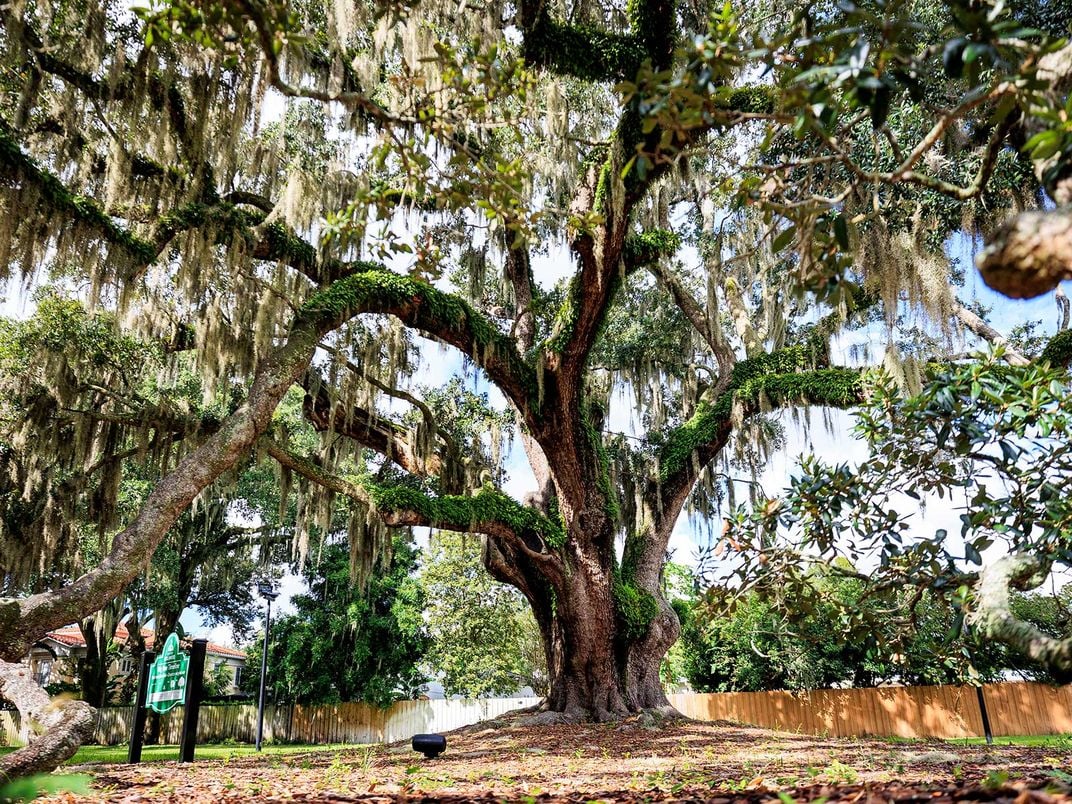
left=952, top=301, right=1030, bottom=366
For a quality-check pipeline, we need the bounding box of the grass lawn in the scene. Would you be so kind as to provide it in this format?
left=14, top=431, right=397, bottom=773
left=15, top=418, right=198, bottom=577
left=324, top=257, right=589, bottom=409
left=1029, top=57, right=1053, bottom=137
left=0, top=742, right=365, bottom=765
left=947, top=734, right=1072, bottom=748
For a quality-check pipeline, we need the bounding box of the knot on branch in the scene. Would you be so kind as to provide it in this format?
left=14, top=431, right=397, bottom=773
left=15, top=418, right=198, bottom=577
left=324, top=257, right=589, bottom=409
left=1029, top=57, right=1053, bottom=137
left=978, top=210, right=1072, bottom=299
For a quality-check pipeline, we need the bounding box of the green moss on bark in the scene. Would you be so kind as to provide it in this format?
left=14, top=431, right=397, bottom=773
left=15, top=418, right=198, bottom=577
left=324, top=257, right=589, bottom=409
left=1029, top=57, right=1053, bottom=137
left=0, top=124, right=157, bottom=264
left=523, top=14, right=645, bottom=81
left=658, top=343, right=862, bottom=482
left=370, top=483, right=565, bottom=548
left=1042, top=330, right=1072, bottom=367
left=623, top=229, right=680, bottom=267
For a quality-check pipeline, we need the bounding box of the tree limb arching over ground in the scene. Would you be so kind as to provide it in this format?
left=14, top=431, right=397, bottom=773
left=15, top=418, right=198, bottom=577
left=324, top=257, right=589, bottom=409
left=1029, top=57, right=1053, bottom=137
left=0, top=0, right=1070, bottom=776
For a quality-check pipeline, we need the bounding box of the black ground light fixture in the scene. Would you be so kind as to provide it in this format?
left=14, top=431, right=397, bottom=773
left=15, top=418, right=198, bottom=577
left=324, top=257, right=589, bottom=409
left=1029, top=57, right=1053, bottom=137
left=255, top=580, right=279, bottom=751
left=412, top=733, right=447, bottom=759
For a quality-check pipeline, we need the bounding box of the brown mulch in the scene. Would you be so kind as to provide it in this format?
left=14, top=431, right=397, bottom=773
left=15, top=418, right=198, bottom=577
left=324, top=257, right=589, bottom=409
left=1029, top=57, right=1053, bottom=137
left=44, top=718, right=1072, bottom=803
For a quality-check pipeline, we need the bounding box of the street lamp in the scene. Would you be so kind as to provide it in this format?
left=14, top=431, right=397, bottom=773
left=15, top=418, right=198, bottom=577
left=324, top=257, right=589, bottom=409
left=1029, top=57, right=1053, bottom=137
left=255, top=581, right=279, bottom=751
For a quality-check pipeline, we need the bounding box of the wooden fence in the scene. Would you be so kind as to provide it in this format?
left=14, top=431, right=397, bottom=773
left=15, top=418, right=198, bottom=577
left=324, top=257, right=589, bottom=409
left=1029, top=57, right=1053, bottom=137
left=670, top=681, right=1072, bottom=739
left=2, top=682, right=1068, bottom=747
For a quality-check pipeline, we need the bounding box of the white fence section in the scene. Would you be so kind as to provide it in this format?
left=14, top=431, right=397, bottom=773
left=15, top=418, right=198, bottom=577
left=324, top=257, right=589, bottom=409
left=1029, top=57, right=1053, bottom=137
left=86, top=697, right=540, bottom=745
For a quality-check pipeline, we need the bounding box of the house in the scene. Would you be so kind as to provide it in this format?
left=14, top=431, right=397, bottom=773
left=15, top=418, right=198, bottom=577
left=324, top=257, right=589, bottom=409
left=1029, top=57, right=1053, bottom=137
left=26, top=624, right=247, bottom=697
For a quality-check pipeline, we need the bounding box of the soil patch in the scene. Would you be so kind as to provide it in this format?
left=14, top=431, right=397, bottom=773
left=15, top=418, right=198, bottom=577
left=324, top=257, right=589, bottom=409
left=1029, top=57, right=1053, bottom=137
left=44, top=718, right=1072, bottom=802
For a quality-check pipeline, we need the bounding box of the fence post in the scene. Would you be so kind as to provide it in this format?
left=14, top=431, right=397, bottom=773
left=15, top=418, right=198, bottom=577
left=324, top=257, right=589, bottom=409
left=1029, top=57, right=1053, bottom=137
left=975, top=685, right=994, bottom=745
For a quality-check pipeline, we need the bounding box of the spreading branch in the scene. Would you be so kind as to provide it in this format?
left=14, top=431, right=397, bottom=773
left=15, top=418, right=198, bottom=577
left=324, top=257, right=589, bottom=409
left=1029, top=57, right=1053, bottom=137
left=656, top=353, right=864, bottom=524
left=261, top=437, right=565, bottom=580
left=303, top=270, right=540, bottom=429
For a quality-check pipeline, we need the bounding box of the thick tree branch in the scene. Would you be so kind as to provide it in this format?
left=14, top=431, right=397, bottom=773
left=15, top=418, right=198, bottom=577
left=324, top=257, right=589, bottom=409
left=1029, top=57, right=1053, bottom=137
left=518, top=2, right=644, bottom=82
left=978, top=209, right=1072, bottom=299
left=0, top=660, right=94, bottom=777
left=302, top=382, right=446, bottom=479
left=656, top=353, right=864, bottom=526
left=317, top=344, right=463, bottom=465
left=0, top=279, right=377, bottom=661
left=262, top=437, right=372, bottom=505
left=969, top=553, right=1072, bottom=679
left=263, top=436, right=564, bottom=579
left=0, top=124, right=358, bottom=286
left=303, top=270, right=540, bottom=429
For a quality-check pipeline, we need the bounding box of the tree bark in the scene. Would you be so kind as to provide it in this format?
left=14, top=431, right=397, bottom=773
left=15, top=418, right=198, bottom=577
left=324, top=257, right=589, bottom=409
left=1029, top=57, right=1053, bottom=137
left=0, top=659, right=95, bottom=778
left=978, top=209, right=1072, bottom=299
left=484, top=510, right=676, bottom=720
left=969, top=554, right=1072, bottom=680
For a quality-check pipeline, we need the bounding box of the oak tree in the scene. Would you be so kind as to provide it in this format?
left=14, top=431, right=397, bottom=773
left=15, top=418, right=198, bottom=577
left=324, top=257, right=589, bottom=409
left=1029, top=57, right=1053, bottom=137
left=0, top=0, right=1067, bottom=775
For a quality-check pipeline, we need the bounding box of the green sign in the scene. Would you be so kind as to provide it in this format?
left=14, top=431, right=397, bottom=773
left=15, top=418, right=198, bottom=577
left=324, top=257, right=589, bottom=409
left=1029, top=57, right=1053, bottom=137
left=146, top=633, right=189, bottom=713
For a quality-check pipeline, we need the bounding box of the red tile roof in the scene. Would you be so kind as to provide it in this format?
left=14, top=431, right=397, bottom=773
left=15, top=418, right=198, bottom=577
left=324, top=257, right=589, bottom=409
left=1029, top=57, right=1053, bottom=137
left=44, top=625, right=245, bottom=660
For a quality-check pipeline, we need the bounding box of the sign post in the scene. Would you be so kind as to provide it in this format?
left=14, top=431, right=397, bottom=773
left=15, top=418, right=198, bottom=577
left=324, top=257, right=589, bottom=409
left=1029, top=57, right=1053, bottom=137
left=127, top=649, right=156, bottom=764
left=179, top=639, right=207, bottom=762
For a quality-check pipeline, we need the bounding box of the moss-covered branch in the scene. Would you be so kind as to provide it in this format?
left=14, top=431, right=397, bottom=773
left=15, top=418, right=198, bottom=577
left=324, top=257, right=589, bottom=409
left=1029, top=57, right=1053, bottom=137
left=623, top=229, right=681, bottom=269
left=264, top=434, right=564, bottom=572
left=302, top=381, right=447, bottom=479
left=0, top=124, right=374, bottom=287
left=302, top=269, right=541, bottom=425
left=370, top=483, right=565, bottom=550
left=1042, top=328, right=1072, bottom=367
left=0, top=122, right=157, bottom=264
left=658, top=345, right=864, bottom=499
left=521, top=14, right=645, bottom=82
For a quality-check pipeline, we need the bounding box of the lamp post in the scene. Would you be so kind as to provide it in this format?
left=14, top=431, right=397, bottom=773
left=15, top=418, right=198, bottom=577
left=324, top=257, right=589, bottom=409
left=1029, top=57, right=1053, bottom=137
left=255, top=581, right=279, bottom=751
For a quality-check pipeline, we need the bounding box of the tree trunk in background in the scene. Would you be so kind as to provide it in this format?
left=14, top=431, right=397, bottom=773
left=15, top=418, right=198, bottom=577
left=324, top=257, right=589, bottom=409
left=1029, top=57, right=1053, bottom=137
left=78, top=600, right=123, bottom=707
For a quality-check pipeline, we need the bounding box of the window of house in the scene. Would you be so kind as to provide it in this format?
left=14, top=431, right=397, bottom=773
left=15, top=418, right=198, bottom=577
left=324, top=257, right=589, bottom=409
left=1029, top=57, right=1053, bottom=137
left=119, top=657, right=134, bottom=674
left=233, top=666, right=242, bottom=687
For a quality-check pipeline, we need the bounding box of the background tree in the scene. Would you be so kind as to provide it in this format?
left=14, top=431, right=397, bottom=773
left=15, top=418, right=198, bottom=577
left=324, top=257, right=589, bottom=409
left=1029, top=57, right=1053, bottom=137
left=676, top=571, right=1072, bottom=692
left=241, top=538, right=426, bottom=707
left=420, top=530, right=547, bottom=698
left=722, top=355, right=1072, bottom=681
left=0, top=0, right=1068, bottom=774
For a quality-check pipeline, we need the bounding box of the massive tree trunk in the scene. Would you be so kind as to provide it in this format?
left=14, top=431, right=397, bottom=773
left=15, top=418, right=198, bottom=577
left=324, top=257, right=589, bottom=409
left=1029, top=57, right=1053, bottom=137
left=482, top=492, right=679, bottom=720
left=522, top=556, right=678, bottom=718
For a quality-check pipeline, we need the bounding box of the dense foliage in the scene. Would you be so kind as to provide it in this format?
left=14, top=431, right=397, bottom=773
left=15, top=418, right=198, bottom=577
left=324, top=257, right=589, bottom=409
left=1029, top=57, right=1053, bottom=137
left=420, top=531, right=547, bottom=698
left=678, top=571, right=1072, bottom=692
left=721, top=355, right=1072, bottom=680
left=242, top=539, right=426, bottom=707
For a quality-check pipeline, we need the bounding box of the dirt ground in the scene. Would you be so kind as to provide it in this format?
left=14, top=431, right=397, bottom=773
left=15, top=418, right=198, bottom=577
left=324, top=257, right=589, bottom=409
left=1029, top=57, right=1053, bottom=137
left=48, top=718, right=1072, bottom=803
